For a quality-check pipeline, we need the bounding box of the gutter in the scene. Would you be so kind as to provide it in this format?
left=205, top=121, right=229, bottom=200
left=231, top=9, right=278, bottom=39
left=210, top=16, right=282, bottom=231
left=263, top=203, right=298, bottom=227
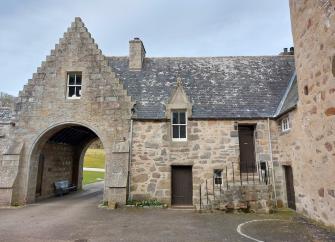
left=274, top=71, right=297, bottom=118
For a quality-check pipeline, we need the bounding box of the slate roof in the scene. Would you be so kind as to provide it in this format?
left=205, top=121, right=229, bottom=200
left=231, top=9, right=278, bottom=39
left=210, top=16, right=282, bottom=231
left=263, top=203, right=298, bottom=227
left=107, top=56, right=296, bottom=119
left=277, top=75, right=298, bottom=117
left=0, top=107, right=12, bottom=122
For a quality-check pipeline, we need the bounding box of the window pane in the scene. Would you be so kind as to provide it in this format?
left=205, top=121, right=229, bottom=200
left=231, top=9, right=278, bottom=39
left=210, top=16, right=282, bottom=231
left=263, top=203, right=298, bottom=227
left=179, top=112, right=186, bottom=124
left=172, top=112, right=178, bottom=124
left=68, top=86, right=75, bottom=97
left=180, top=125, right=186, bottom=138
left=68, top=74, right=75, bottom=85
left=76, top=74, right=82, bottom=85
left=76, top=86, right=82, bottom=97
left=172, top=126, right=179, bottom=138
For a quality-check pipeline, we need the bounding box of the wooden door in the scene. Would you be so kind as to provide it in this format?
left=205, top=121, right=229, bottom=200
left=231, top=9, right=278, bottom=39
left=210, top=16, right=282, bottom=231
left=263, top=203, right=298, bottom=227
left=171, top=166, right=193, bottom=206
left=35, top=154, right=44, bottom=196
left=239, top=125, right=256, bottom=173
left=285, top=166, right=296, bottom=210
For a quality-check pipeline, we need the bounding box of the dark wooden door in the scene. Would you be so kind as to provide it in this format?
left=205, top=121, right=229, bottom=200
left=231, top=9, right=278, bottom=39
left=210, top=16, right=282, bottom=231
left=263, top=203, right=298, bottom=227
left=239, top=125, right=256, bottom=173
left=35, top=154, right=44, bottom=196
left=285, top=166, right=296, bottom=210
left=172, top=166, right=193, bottom=206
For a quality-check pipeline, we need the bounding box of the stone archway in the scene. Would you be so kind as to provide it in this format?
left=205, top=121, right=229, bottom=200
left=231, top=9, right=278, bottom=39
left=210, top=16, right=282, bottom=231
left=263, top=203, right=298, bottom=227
left=28, top=123, right=105, bottom=201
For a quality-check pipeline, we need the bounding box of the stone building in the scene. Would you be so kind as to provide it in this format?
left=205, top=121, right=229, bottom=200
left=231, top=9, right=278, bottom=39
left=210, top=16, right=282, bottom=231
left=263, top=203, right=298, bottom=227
left=0, top=0, right=334, bottom=227
left=286, top=0, right=335, bottom=227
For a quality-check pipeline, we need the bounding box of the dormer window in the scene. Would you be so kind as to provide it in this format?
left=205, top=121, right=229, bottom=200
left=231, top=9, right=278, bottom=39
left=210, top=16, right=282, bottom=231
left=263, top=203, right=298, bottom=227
left=67, top=72, right=82, bottom=99
left=172, top=111, right=187, bottom=141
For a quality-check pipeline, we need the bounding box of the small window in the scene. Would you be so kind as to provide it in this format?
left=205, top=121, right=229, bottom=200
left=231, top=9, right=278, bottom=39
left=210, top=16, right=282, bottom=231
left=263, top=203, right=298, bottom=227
left=281, top=117, right=290, bottom=132
left=171, top=111, right=187, bottom=141
left=214, top=169, right=223, bottom=185
left=304, top=85, right=309, bottom=95
left=67, top=72, right=82, bottom=99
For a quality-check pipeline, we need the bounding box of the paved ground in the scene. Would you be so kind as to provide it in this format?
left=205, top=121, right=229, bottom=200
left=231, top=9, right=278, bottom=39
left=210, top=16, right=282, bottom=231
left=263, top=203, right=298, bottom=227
left=0, top=182, right=334, bottom=242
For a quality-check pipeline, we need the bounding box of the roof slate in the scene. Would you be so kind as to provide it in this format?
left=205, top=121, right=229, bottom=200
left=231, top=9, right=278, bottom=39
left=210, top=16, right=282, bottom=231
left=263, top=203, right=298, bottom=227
left=107, top=56, right=295, bottom=119
left=278, top=76, right=298, bottom=116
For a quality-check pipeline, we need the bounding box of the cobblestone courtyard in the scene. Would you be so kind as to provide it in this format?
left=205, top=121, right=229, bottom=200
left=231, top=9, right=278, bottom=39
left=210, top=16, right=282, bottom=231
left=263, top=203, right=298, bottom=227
left=0, top=182, right=334, bottom=242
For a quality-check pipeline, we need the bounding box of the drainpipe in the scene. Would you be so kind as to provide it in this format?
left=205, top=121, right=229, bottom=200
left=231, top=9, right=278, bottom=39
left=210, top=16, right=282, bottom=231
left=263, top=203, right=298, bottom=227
left=267, top=118, right=278, bottom=208
left=128, top=119, right=134, bottom=201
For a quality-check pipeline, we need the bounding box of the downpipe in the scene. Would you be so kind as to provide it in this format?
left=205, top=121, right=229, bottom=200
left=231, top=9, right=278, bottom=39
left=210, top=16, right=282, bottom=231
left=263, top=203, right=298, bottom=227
left=127, top=119, right=134, bottom=201
left=267, top=118, right=278, bottom=208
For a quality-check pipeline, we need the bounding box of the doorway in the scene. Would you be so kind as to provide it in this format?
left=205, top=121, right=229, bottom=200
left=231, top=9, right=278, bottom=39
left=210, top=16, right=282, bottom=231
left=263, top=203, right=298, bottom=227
left=238, top=125, right=256, bottom=173
left=284, top=166, right=296, bottom=210
left=171, top=166, right=193, bottom=206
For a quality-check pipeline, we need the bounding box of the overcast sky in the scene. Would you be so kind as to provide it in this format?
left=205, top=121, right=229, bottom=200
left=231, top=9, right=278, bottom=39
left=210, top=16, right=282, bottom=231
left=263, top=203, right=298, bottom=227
left=0, top=0, right=293, bottom=96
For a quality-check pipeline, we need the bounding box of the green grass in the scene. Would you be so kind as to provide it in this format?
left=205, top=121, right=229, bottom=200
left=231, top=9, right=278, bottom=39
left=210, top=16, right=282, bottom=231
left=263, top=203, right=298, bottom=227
left=83, top=149, right=105, bottom=185
left=83, top=171, right=105, bottom=185
left=84, top=149, right=105, bottom=168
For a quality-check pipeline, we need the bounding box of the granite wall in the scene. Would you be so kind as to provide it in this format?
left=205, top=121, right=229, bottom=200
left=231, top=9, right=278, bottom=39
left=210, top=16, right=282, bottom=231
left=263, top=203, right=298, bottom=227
left=289, top=0, right=335, bottom=226
left=130, top=119, right=277, bottom=206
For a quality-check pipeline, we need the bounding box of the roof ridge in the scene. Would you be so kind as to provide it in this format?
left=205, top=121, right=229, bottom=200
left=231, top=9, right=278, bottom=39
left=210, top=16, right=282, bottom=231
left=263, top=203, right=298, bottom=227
left=107, top=55, right=294, bottom=59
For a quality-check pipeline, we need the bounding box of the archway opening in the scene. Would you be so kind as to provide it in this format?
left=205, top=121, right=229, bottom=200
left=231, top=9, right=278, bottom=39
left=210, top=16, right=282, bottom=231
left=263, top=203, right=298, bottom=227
left=34, top=124, right=105, bottom=200
left=82, top=140, right=105, bottom=185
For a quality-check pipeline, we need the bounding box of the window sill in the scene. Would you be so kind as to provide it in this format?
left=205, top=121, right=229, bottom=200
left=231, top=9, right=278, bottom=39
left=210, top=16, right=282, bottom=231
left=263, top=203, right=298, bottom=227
left=67, top=97, right=81, bottom=100
left=172, top=138, right=187, bottom=142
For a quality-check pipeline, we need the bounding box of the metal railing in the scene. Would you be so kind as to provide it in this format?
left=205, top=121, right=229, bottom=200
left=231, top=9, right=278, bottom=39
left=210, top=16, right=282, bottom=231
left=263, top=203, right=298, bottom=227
left=199, top=161, right=272, bottom=210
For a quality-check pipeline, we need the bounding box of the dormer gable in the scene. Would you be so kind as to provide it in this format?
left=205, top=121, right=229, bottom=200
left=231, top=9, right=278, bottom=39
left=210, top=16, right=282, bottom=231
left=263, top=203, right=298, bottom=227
left=166, top=77, right=192, bottom=119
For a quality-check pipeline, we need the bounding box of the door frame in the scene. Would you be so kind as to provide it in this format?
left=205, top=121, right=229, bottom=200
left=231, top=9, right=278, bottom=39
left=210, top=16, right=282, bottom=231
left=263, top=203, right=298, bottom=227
left=284, top=165, right=296, bottom=210
left=238, top=124, right=257, bottom=173
left=171, top=165, right=193, bottom=206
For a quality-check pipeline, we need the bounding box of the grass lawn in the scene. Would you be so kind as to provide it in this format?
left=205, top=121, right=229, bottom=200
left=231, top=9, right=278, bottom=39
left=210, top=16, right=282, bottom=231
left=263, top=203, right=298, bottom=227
left=84, top=149, right=105, bottom=168
left=83, top=171, right=105, bottom=185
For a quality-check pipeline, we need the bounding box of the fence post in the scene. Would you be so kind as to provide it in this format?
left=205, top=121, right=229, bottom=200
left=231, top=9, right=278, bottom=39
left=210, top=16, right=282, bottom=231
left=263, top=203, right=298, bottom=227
left=206, top=180, right=209, bottom=205
left=232, top=162, right=235, bottom=185
left=199, top=184, right=202, bottom=210
left=240, top=163, right=243, bottom=186
left=212, top=176, right=215, bottom=201
left=226, top=166, right=229, bottom=190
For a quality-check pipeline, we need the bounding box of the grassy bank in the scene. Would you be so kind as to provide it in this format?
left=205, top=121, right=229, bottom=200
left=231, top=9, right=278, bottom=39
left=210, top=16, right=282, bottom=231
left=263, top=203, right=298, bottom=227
left=84, top=149, right=105, bottom=169
left=83, top=171, right=104, bottom=185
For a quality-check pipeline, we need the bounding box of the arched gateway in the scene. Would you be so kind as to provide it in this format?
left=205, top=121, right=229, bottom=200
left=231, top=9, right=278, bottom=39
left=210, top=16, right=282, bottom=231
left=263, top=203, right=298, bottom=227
left=0, top=18, right=134, bottom=206
left=29, top=123, right=104, bottom=201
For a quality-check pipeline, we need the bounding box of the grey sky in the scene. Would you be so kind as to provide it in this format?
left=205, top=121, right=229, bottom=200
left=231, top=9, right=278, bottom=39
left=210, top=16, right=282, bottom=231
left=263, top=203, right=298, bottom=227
left=0, top=0, right=293, bottom=96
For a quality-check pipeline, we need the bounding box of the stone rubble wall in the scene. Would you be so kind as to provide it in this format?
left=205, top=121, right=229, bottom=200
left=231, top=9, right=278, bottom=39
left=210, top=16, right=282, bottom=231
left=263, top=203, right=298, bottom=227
left=0, top=123, right=11, bottom=155
left=289, top=0, right=335, bottom=226
left=130, top=119, right=277, bottom=206
left=0, top=123, right=15, bottom=206
left=38, top=143, right=75, bottom=198
left=206, top=184, right=273, bottom=213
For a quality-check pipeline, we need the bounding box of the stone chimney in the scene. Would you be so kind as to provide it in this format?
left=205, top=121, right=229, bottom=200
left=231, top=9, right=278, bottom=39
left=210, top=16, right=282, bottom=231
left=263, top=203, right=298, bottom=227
left=129, top=38, right=146, bottom=70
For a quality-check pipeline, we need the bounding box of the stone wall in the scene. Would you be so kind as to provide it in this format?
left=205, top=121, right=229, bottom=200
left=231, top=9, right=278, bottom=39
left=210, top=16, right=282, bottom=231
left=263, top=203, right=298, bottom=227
left=38, top=143, right=75, bottom=198
left=130, top=119, right=276, bottom=206
left=0, top=123, right=11, bottom=155
left=289, top=0, right=335, bottom=226
left=270, top=111, right=298, bottom=208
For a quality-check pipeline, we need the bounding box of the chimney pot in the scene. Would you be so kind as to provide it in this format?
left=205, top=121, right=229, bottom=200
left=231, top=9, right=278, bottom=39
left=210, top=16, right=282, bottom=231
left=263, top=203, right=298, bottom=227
left=290, top=47, right=294, bottom=54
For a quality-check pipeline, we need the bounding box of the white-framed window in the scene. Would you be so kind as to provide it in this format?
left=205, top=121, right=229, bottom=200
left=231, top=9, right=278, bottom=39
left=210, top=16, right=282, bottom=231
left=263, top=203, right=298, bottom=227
left=67, top=72, right=82, bottom=99
left=281, top=117, right=290, bottom=132
left=171, top=111, right=187, bottom=141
